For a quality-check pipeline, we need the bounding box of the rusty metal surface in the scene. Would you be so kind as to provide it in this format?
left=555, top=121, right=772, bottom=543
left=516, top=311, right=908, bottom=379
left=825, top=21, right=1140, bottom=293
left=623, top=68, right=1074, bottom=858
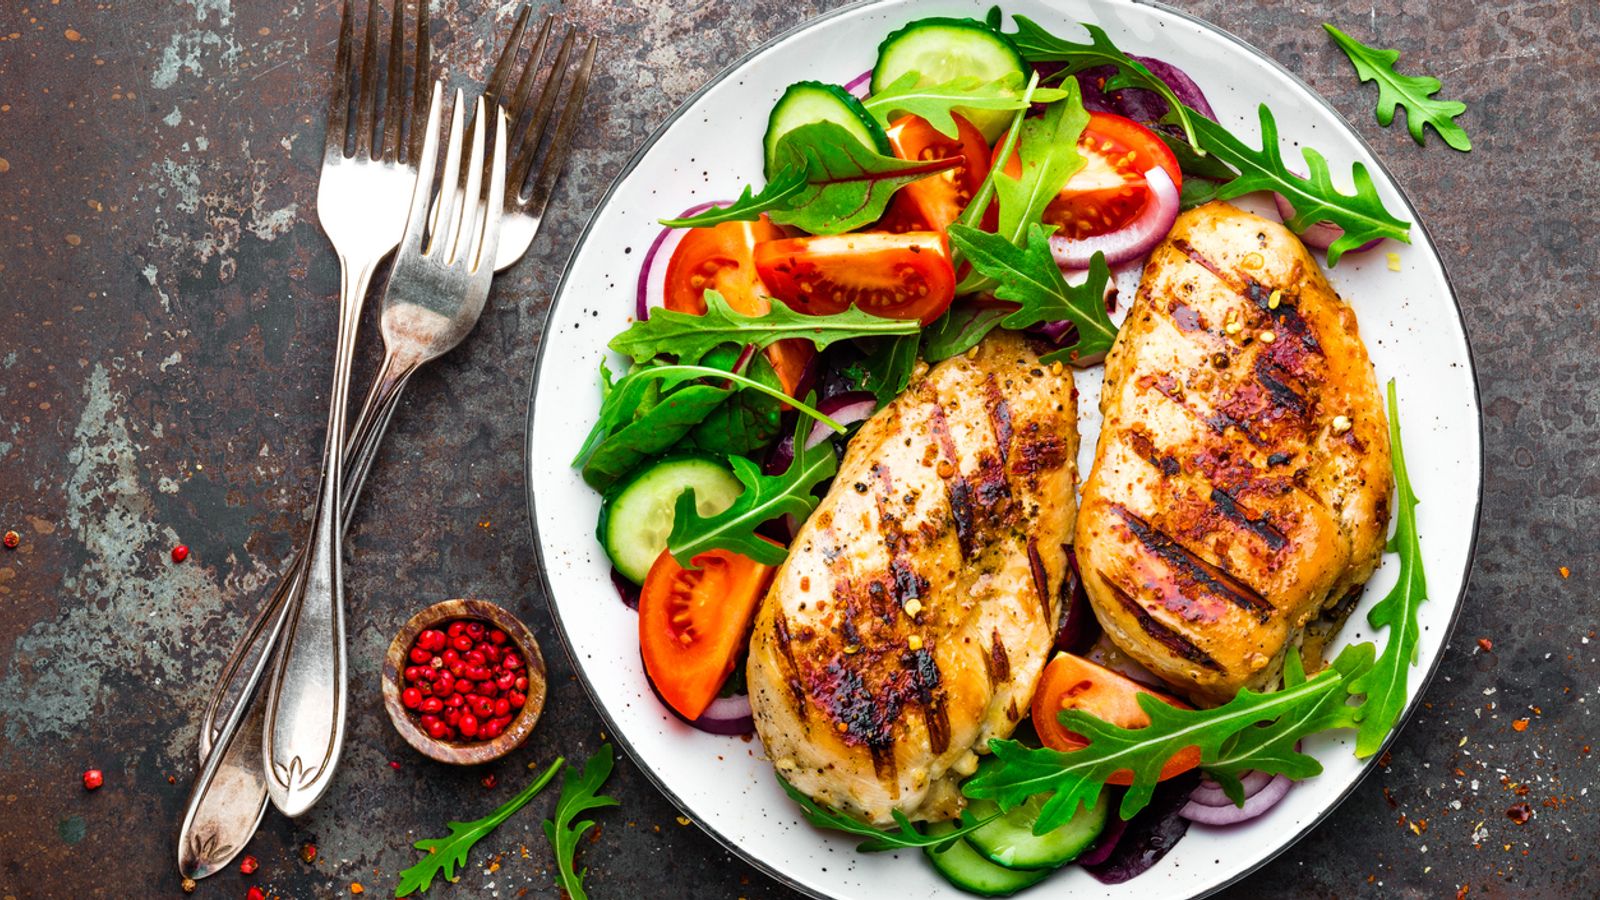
left=0, top=0, right=1591, bottom=897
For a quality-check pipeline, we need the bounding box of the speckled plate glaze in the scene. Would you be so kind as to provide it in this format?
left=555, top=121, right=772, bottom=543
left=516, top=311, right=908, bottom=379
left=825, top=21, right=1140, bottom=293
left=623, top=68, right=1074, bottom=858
left=524, top=1, right=1482, bottom=897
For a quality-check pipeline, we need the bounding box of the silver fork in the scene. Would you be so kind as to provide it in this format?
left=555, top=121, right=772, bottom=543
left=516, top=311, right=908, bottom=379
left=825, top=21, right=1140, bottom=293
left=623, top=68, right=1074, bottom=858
left=177, top=0, right=430, bottom=875
left=196, top=6, right=599, bottom=762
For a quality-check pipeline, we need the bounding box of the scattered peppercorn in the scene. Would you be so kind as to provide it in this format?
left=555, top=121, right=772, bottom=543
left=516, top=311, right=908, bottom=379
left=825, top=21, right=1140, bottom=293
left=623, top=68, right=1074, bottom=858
left=2, top=530, right=18, bottom=549
left=388, top=760, right=401, bottom=770
left=1477, top=638, right=1493, bottom=652
left=300, top=842, right=317, bottom=863
left=247, top=887, right=266, bottom=900
left=180, top=877, right=196, bottom=894
left=1506, top=802, right=1532, bottom=825
left=239, top=854, right=258, bottom=875
left=1559, top=566, right=1570, bottom=579
left=82, top=769, right=103, bottom=790
left=171, top=544, right=189, bottom=563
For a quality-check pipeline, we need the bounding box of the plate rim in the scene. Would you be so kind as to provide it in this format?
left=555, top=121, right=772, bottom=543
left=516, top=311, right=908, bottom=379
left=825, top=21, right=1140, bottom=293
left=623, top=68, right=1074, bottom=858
left=520, top=1, right=1485, bottom=896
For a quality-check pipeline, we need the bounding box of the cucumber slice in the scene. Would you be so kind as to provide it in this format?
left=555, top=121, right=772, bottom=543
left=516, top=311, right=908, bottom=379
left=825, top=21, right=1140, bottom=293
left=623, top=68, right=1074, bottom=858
left=763, top=81, right=890, bottom=179
left=870, top=17, right=1028, bottom=142
left=598, top=454, right=742, bottom=584
left=923, top=821, right=1052, bottom=897
left=962, top=787, right=1109, bottom=871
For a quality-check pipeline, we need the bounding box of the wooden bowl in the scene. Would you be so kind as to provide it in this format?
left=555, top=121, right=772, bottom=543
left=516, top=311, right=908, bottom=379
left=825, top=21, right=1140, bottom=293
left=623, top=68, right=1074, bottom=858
left=382, top=599, right=548, bottom=765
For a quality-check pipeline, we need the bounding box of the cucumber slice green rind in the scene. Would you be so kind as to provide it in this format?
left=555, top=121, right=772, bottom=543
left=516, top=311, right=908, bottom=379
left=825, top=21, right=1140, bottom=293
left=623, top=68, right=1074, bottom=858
left=598, top=454, right=742, bottom=584
left=923, top=821, right=1052, bottom=897
left=763, top=81, right=890, bottom=179
left=962, top=788, right=1110, bottom=871
left=870, top=17, right=1028, bottom=141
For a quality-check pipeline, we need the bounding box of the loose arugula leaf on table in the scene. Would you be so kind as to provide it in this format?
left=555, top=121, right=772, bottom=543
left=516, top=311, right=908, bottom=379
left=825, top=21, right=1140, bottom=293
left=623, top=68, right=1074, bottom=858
left=668, top=418, right=838, bottom=567
left=542, top=746, right=619, bottom=900
left=396, top=758, right=564, bottom=897
left=947, top=223, right=1118, bottom=365
left=987, top=10, right=1202, bottom=151
left=768, top=121, right=964, bottom=235
left=574, top=364, right=844, bottom=490
left=609, top=291, right=919, bottom=366
left=779, top=778, right=999, bottom=853
left=657, top=166, right=809, bottom=227
left=1324, top=24, right=1471, bottom=151
left=860, top=333, right=920, bottom=407
left=861, top=71, right=1067, bottom=138
left=964, top=657, right=1363, bottom=830
left=1188, top=104, right=1412, bottom=266
left=922, top=304, right=1011, bottom=363
left=1347, top=380, right=1428, bottom=756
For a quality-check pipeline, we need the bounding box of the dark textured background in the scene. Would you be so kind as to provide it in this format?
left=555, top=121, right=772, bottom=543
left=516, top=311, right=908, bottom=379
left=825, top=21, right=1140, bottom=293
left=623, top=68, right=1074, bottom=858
left=0, top=0, right=1592, bottom=897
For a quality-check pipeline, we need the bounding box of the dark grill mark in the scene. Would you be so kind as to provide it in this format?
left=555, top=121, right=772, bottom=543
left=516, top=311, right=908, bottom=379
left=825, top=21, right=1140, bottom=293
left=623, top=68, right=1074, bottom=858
left=1027, top=539, right=1054, bottom=623
left=1206, top=409, right=1266, bottom=447
left=870, top=745, right=898, bottom=786
left=1253, top=356, right=1308, bottom=416
left=1173, top=238, right=1231, bottom=284
left=989, top=631, right=1011, bottom=685
left=928, top=400, right=977, bottom=558
left=889, top=559, right=927, bottom=606
left=1113, top=506, right=1275, bottom=622
left=1104, top=579, right=1225, bottom=672
left=1128, top=430, right=1181, bottom=477
left=905, top=646, right=949, bottom=755
left=1209, top=486, right=1289, bottom=551
left=772, top=614, right=808, bottom=712
left=984, top=375, right=1014, bottom=469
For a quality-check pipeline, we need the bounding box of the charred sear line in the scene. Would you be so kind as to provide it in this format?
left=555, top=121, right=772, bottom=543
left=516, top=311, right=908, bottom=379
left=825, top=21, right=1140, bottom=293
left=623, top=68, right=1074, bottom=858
left=1206, top=408, right=1267, bottom=447
left=927, top=400, right=977, bottom=558
left=1172, top=238, right=1231, bottom=285
left=1026, top=539, right=1054, bottom=623
left=1252, top=356, right=1308, bottom=417
left=1104, top=579, right=1225, bottom=672
left=905, top=646, right=950, bottom=755
left=984, top=374, right=1014, bottom=469
left=1128, top=430, right=1181, bottom=477
left=1209, top=486, right=1289, bottom=551
left=772, top=614, right=808, bottom=713
left=1113, top=505, right=1275, bottom=622
left=988, top=630, right=1011, bottom=686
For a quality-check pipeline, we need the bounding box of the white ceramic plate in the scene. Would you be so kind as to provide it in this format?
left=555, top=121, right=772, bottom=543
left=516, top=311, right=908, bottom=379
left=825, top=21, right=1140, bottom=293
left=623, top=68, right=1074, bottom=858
left=524, top=1, right=1482, bottom=896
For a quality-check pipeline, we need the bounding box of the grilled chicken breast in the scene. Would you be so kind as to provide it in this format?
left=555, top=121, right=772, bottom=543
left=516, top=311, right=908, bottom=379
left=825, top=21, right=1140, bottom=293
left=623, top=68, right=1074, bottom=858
left=1077, top=202, right=1391, bottom=704
left=748, top=331, right=1078, bottom=825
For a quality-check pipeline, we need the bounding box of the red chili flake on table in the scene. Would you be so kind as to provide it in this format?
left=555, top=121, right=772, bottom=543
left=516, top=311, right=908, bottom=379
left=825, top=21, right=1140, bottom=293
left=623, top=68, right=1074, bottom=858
left=239, top=855, right=258, bottom=875
left=1512, top=718, right=1530, bottom=732
left=482, top=773, right=497, bottom=789
left=388, top=760, right=401, bottom=770
left=1505, top=802, right=1532, bottom=825
left=300, top=842, right=317, bottom=863
left=1476, top=638, right=1493, bottom=652
left=82, top=769, right=103, bottom=790
left=2, top=530, right=18, bottom=549
left=247, top=887, right=266, bottom=900
left=400, top=618, right=523, bottom=744
left=171, top=544, right=189, bottom=563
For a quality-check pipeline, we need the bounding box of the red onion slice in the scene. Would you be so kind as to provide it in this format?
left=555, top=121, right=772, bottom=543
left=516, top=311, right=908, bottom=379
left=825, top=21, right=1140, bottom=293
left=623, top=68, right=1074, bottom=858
left=1273, top=191, right=1384, bottom=255
left=843, top=69, right=872, bottom=98
left=690, top=691, right=755, bottom=736
left=1179, top=773, right=1292, bottom=825
left=805, top=391, right=876, bottom=449
left=1049, top=166, right=1180, bottom=269
left=1185, top=770, right=1273, bottom=808
left=637, top=200, right=727, bottom=321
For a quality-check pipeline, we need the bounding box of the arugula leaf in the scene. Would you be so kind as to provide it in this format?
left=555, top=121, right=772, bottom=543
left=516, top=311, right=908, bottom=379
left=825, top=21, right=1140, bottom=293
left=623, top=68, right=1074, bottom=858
left=950, top=72, right=1041, bottom=238
left=1324, top=24, right=1471, bottom=152
left=574, top=364, right=844, bottom=489
left=1347, top=380, right=1427, bottom=756
left=396, top=758, right=564, bottom=896
left=964, top=657, right=1362, bottom=830
left=1189, top=104, right=1412, bottom=266
left=769, top=121, right=963, bottom=234
left=922, top=304, right=1010, bottom=363
left=542, top=746, right=619, bottom=900
left=947, top=223, right=1118, bottom=365
left=860, top=334, right=919, bottom=407
left=991, top=11, right=1201, bottom=151
left=609, top=291, right=919, bottom=366
left=861, top=71, right=1067, bottom=138
left=779, top=778, right=1000, bottom=853
left=657, top=166, right=809, bottom=227
left=667, top=418, right=837, bottom=567
left=993, top=78, right=1089, bottom=247
left=685, top=349, right=785, bottom=457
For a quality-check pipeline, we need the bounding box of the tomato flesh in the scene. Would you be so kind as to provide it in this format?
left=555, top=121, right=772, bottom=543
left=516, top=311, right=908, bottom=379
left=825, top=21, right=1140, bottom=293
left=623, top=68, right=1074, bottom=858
left=664, top=217, right=813, bottom=396
left=1031, top=651, right=1201, bottom=785
left=753, top=231, right=956, bottom=325
left=879, top=114, right=991, bottom=234
left=994, top=111, right=1182, bottom=242
left=639, top=545, right=777, bottom=721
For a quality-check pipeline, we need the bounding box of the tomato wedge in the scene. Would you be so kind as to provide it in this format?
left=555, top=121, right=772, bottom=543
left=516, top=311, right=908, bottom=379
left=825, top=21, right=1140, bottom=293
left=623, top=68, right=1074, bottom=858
left=664, top=217, right=813, bottom=396
left=993, top=111, right=1182, bottom=242
left=752, top=231, right=956, bottom=325
left=878, top=114, right=991, bottom=234
left=639, top=544, right=777, bottom=721
left=1031, top=651, right=1201, bottom=785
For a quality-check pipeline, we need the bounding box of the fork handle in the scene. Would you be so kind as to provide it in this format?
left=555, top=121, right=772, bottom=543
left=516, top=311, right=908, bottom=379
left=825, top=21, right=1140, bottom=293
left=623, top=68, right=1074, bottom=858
left=259, top=258, right=379, bottom=816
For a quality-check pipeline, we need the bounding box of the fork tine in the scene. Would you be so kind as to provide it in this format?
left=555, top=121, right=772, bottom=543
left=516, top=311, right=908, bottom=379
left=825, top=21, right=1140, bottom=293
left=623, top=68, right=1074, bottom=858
left=379, top=0, right=406, bottom=160
left=406, top=0, right=431, bottom=165
left=451, top=97, right=489, bottom=266
left=426, top=89, right=468, bottom=257
left=510, top=25, right=578, bottom=194
left=504, top=13, right=554, bottom=154
left=483, top=4, right=531, bottom=108
left=401, top=81, right=446, bottom=255
left=324, top=0, right=356, bottom=158
left=353, top=0, right=382, bottom=157
left=475, top=109, right=509, bottom=273
left=523, top=35, right=596, bottom=220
